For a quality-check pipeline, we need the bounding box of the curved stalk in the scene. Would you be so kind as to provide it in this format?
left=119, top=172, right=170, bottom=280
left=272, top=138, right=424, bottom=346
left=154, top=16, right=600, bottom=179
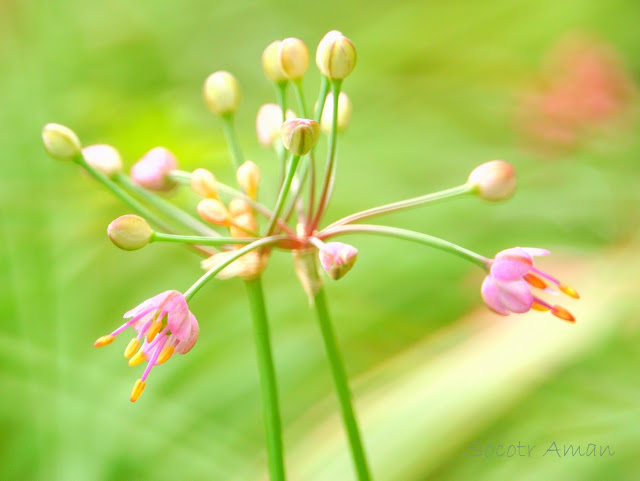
left=325, top=184, right=473, bottom=229
left=151, top=232, right=257, bottom=246
left=220, top=113, right=244, bottom=169
left=265, top=155, right=301, bottom=236
left=319, top=224, right=488, bottom=268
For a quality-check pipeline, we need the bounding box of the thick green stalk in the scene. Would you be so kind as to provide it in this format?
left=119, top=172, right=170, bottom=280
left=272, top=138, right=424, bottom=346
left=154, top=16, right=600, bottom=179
left=313, top=286, right=372, bottom=481
left=325, top=184, right=474, bottom=229
left=221, top=113, right=245, bottom=169
left=320, top=224, right=488, bottom=268
left=245, top=278, right=287, bottom=481
left=265, top=155, right=301, bottom=236
left=115, top=172, right=219, bottom=237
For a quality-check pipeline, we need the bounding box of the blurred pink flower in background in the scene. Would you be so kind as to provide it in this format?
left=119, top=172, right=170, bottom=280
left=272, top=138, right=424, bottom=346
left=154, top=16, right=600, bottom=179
left=517, top=34, right=637, bottom=154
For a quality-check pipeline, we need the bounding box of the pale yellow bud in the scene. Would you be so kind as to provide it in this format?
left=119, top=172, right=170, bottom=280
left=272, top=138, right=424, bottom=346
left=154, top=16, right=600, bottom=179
left=316, top=31, right=357, bottom=80
left=82, top=144, right=122, bottom=178
left=107, top=215, right=153, bottom=251
left=236, top=161, right=260, bottom=199
left=190, top=168, right=218, bottom=198
left=279, top=37, right=309, bottom=80
left=230, top=213, right=258, bottom=238
left=42, top=123, right=82, bottom=161
left=203, top=71, right=241, bottom=116
left=201, top=250, right=267, bottom=280
left=228, top=198, right=252, bottom=216
left=467, top=160, right=517, bottom=201
left=320, top=92, right=352, bottom=133
left=256, top=103, right=296, bottom=147
left=262, top=41, right=287, bottom=83
left=280, top=118, right=320, bottom=156
left=197, top=198, right=230, bottom=226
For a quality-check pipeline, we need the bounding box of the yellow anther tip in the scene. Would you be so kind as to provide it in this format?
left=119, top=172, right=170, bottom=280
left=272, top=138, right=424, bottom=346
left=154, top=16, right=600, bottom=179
left=531, top=301, right=550, bottom=312
left=156, top=345, right=175, bottom=365
left=552, top=305, right=575, bottom=323
left=124, top=338, right=141, bottom=359
left=130, top=379, right=145, bottom=402
left=146, top=322, right=162, bottom=343
left=560, top=284, right=580, bottom=299
left=94, top=335, right=115, bottom=347
left=128, top=351, right=147, bottom=367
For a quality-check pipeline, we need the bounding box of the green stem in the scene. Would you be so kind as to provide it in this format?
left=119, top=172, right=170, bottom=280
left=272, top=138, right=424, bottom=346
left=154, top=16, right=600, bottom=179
left=292, top=79, right=308, bottom=118
left=221, top=113, right=245, bottom=169
left=275, top=82, right=288, bottom=188
left=115, top=172, right=219, bottom=237
left=325, top=184, right=473, bottom=229
left=245, top=278, right=287, bottom=481
left=151, top=232, right=256, bottom=246
left=183, top=235, right=285, bottom=301
left=314, top=76, right=330, bottom=123
left=265, top=155, right=301, bottom=236
left=313, top=286, right=372, bottom=481
left=306, top=77, right=330, bottom=224
left=311, top=79, right=342, bottom=232
left=320, top=224, right=488, bottom=268
left=72, top=155, right=172, bottom=232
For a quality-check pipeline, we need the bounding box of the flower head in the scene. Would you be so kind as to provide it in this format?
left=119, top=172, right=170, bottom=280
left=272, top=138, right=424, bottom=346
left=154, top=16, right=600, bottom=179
left=82, top=144, right=123, bottom=178
left=130, top=147, right=178, bottom=192
left=203, top=71, right=241, bottom=116
left=482, top=247, right=579, bottom=322
left=318, top=242, right=358, bottom=280
left=94, top=290, right=199, bottom=402
left=42, top=123, right=82, bottom=161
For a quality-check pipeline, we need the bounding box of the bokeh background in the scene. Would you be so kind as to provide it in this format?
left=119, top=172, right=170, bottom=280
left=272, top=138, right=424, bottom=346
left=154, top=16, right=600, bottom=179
left=2, top=0, right=640, bottom=480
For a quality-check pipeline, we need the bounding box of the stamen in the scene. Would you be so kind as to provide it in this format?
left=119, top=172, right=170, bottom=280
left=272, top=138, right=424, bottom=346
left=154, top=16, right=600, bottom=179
left=559, top=284, right=580, bottom=299
left=524, top=273, right=547, bottom=289
left=93, top=335, right=115, bottom=347
left=124, top=338, right=141, bottom=358
left=128, top=350, right=147, bottom=367
left=130, top=379, right=145, bottom=402
left=146, top=321, right=162, bottom=343
left=551, top=305, right=575, bottom=323
left=156, top=345, right=174, bottom=364
left=531, top=300, right=550, bottom=311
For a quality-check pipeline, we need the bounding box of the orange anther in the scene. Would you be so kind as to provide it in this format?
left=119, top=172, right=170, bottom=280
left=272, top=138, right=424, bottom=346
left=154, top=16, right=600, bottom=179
left=524, top=273, right=547, bottom=289
left=559, top=284, right=580, bottom=299
left=551, top=305, right=575, bottom=323
left=128, top=350, right=147, bottom=367
left=124, top=338, right=141, bottom=359
left=130, top=379, right=146, bottom=402
left=156, top=345, right=175, bottom=364
left=531, top=301, right=550, bottom=311
left=146, top=322, right=162, bottom=343
left=93, top=335, right=115, bottom=347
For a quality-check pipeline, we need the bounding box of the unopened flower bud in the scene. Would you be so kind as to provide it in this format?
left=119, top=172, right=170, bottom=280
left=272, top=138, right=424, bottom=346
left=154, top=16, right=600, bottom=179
left=279, top=37, right=309, bottom=80
left=316, top=31, right=357, bottom=80
left=197, top=198, right=230, bottom=226
left=203, top=71, right=241, bottom=116
left=229, top=198, right=252, bottom=216
left=467, top=160, right=517, bottom=201
left=320, top=92, right=352, bottom=133
left=256, top=103, right=295, bottom=147
left=42, top=123, right=82, bottom=161
left=190, top=168, right=218, bottom=198
left=280, top=118, right=320, bottom=156
left=82, top=144, right=122, bottom=178
left=318, top=242, right=358, bottom=280
left=230, top=213, right=258, bottom=238
left=201, top=250, right=267, bottom=280
left=130, top=147, right=178, bottom=192
left=107, top=215, right=152, bottom=251
left=236, top=161, right=260, bottom=199
left=262, top=41, right=288, bottom=83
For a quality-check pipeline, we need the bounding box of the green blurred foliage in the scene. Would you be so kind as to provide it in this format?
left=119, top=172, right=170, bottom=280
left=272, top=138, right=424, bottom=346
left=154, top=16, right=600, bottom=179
left=1, top=0, right=640, bottom=480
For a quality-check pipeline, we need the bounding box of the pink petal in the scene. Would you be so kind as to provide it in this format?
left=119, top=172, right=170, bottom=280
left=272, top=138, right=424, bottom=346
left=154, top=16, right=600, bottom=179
left=174, top=313, right=199, bottom=354
left=481, top=275, right=510, bottom=315
left=491, top=247, right=533, bottom=281
left=521, top=247, right=550, bottom=257
left=496, top=278, right=534, bottom=313
left=123, top=290, right=174, bottom=319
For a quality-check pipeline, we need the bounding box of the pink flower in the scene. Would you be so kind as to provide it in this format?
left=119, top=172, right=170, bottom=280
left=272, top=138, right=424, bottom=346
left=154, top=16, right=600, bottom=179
left=130, top=147, right=178, bottom=191
left=482, top=247, right=579, bottom=322
left=93, top=290, right=199, bottom=402
left=318, top=242, right=358, bottom=280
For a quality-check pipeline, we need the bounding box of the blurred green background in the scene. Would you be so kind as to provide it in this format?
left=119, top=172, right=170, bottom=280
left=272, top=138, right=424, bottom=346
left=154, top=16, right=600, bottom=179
left=2, top=0, right=640, bottom=480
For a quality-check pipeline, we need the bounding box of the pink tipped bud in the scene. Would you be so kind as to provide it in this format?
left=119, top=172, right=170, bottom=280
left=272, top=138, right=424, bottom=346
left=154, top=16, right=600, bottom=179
left=318, top=242, right=358, bottom=280
left=467, top=160, right=516, bottom=201
left=316, top=31, right=357, bottom=80
left=130, top=147, right=178, bottom=192
left=262, top=41, right=288, bottom=83
left=320, top=92, right=352, bottom=133
left=82, top=144, right=122, bottom=178
left=42, top=123, right=82, bottom=161
left=190, top=168, right=218, bottom=198
left=203, top=71, right=241, bottom=116
left=279, top=37, right=310, bottom=80
left=107, top=215, right=153, bottom=251
left=280, top=118, right=320, bottom=156
left=236, top=161, right=260, bottom=199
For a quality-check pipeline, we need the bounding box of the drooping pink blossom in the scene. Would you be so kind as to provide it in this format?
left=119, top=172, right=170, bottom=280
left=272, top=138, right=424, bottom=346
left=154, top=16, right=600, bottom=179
left=482, top=247, right=579, bottom=322
left=93, top=290, right=199, bottom=401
